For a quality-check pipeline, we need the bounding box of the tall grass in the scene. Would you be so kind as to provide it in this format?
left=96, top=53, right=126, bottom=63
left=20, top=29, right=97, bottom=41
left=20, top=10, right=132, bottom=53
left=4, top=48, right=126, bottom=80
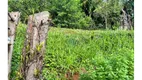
left=10, top=23, right=134, bottom=80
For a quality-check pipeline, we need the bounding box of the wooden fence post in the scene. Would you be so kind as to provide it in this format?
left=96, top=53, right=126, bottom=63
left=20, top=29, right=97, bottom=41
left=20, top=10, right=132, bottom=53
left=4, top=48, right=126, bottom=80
left=8, top=12, right=20, bottom=74
left=20, top=11, right=50, bottom=80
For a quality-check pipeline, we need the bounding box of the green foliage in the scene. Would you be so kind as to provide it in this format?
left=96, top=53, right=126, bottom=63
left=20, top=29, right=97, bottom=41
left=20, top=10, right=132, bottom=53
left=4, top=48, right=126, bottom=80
left=81, top=0, right=134, bottom=30
left=81, top=0, right=122, bottom=29
left=8, top=0, right=91, bottom=29
left=36, top=42, right=44, bottom=52
left=34, top=68, right=40, bottom=78
left=122, top=0, right=134, bottom=27
left=10, top=22, right=26, bottom=79
left=10, top=24, right=134, bottom=80
left=8, top=0, right=48, bottom=23
left=42, top=28, right=134, bottom=79
left=8, top=0, right=134, bottom=30
left=95, top=0, right=122, bottom=29
left=47, top=0, right=91, bottom=29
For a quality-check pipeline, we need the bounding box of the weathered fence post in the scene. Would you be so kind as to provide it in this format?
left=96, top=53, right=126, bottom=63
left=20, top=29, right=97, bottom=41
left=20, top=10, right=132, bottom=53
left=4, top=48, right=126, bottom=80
left=8, top=12, right=20, bottom=74
left=20, top=11, right=50, bottom=80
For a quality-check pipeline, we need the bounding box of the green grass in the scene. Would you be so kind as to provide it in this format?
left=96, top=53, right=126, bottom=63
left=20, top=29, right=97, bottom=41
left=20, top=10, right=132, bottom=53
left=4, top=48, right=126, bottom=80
left=10, top=23, right=134, bottom=80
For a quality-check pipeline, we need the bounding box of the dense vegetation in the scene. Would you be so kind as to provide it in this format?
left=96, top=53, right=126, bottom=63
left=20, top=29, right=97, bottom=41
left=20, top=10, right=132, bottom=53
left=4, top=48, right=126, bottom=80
left=10, top=23, right=134, bottom=80
left=8, top=0, right=134, bottom=79
left=8, top=0, right=134, bottom=30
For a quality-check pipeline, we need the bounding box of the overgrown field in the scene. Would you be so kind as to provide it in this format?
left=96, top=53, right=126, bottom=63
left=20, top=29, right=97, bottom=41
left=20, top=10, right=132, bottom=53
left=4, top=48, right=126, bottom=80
left=10, top=23, right=134, bottom=80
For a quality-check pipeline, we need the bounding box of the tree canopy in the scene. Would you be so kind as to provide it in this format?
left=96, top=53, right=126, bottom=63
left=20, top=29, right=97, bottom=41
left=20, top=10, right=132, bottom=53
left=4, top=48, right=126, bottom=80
left=8, top=0, right=134, bottom=30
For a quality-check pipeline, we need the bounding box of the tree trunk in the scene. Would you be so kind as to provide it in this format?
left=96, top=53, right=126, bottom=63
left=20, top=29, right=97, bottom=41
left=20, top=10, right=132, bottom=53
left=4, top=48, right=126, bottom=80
left=8, top=12, right=20, bottom=75
left=104, top=16, right=107, bottom=29
left=127, top=14, right=132, bottom=29
left=20, top=11, right=50, bottom=80
left=120, top=15, right=124, bottom=30
left=120, top=9, right=131, bottom=30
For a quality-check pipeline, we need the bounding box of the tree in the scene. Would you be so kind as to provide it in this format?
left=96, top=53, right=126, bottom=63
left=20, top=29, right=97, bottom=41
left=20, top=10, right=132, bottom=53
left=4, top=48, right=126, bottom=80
left=8, top=0, right=91, bottom=29
left=119, top=0, right=134, bottom=30
left=94, top=0, right=122, bottom=29
left=46, top=0, right=91, bottom=29
left=80, top=0, right=123, bottom=30
left=8, top=0, right=134, bottom=30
